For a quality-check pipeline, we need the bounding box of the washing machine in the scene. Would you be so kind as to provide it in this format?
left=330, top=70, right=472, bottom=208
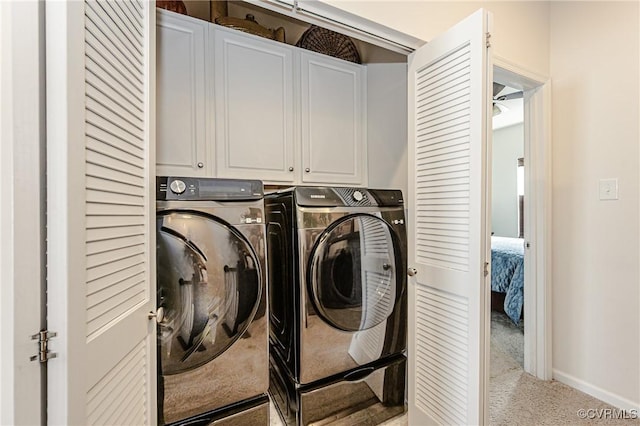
left=156, top=177, right=268, bottom=425
left=265, top=186, right=407, bottom=386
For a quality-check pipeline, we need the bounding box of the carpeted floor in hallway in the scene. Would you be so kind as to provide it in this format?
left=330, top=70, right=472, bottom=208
left=490, top=311, right=639, bottom=426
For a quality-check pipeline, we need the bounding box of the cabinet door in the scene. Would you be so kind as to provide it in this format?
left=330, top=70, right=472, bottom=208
left=301, top=52, right=366, bottom=185
left=215, top=28, right=295, bottom=182
left=156, top=9, right=211, bottom=177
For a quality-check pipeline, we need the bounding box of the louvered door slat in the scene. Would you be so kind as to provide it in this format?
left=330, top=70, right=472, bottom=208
left=86, top=137, right=145, bottom=171
left=86, top=117, right=145, bottom=159
left=86, top=110, right=145, bottom=148
left=86, top=2, right=143, bottom=69
left=127, top=0, right=143, bottom=18
left=86, top=250, right=145, bottom=281
left=416, top=46, right=469, bottom=85
left=87, top=286, right=146, bottom=336
left=415, top=286, right=469, bottom=424
left=86, top=149, right=144, bottom=178
left=97, top=0, right=144, bottom=52
left=86, top=243, right=145, bottom=268
left=418, top=141, right=469, bottom=159
left=416, top=67, right=471, bottom=105
left=86, top=83, right=145, bottom=131
left=86, top=265, right=146, bottom=298
left=87, top=234, right=145, bottom=255
left=85, top=46, right=144, bottom=102
left=418, top=96, right=469, bottom=120
left=114, top=0, right=143, bottom=38
left=86, top=69, right=144, bottom=116
left=86, top=97, right=144, bottom=138
left=86, top=162, right=144, bottom=186
left=86, top=274, right=145, bottom=313
left=87, top=340, right=147, bottom=425
left=86, top=176, right=144, bottom=197
left=86, top=201, right=146, bottom=217
left=85, top=27, right=143, bottom=91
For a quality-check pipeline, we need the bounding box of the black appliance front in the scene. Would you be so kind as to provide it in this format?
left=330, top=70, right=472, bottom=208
left=266, top=187, right=407, bottom=385
left=157, top=177, right=268, bottom=425
left=269, top=350, right=407, bottom=426
left=170, top=394, right=270, bottom=426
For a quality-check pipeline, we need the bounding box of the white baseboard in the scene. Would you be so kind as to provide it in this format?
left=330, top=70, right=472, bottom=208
left=553, top=369, right=640, bottom=412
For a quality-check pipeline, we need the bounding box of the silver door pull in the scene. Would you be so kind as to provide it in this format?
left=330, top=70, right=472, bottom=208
left=407, top=268, right=418, bottom=276
left=148, top=307, right=165, bottom=324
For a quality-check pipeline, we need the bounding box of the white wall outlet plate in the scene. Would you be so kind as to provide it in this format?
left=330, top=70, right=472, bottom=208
left=599, top=178, right=618, bottom=200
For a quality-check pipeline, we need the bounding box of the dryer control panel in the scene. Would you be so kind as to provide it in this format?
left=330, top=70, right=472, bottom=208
left=295, top=187, right=404, bottom=207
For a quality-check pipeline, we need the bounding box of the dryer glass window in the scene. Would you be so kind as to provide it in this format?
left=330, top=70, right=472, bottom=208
left=309, top=215, right=397, bottom=332
left=157, top=212, right=261, bottom=375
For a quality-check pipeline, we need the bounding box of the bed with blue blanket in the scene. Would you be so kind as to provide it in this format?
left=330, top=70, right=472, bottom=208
left=491, top=236, right=524, bottom=324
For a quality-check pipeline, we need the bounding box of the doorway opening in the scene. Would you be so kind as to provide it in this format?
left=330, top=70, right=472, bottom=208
left=487, top=60, right=553, bottom=422
left=489, top=80, right=525, bottom=367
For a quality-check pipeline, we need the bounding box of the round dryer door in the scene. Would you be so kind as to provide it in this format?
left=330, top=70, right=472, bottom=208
left=308, top=214, right=398, bottom=332
left=156, top=211, right=262, bottom=375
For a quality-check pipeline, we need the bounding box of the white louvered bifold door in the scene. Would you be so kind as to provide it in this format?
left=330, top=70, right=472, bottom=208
left=407, top=9, right=492, bottom=426
left=46, top=1, right=156, bottom=424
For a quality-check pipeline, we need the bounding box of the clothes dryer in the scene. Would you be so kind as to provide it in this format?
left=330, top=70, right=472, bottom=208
left=266, top=187, right=407, bottom=385
left=156, top=177, right=268, bottom=425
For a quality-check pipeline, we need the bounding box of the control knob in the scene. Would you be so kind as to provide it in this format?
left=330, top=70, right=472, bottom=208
left=169, top=179, right=186, bottom=195
left=352, top=190, right=364, bottom=202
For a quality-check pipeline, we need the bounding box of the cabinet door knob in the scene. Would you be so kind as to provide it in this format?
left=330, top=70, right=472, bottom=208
left=289, top=166, right=294, bottom=172
left=407, top=267, right=418, bottom=277
left=305, top=168, right=310, bottom=173
left=197, top=162, right=204, bottom=169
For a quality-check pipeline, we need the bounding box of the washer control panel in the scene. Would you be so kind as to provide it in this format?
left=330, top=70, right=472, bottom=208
left=157, top=177, right=263, bottom=201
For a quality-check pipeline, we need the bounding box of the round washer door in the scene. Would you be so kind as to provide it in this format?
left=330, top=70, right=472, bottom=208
left=308, top=214, right=398, bottom=332
left=156, top=211, right=262, bottom=375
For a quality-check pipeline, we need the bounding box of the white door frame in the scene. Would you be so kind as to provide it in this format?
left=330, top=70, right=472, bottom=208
left=0, top=1, right=46, bottom=424
left=494, top=56, right=553, bottom=380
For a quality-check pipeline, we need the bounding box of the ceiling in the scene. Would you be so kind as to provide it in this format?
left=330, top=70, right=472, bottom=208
left=492, top=84, right=523, bottom=130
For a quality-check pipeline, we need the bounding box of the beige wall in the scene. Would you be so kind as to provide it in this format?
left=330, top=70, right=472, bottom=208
left=550, top=1, right=639, bottom=408
left=321, top=1, right=550, bottom=77
left=492, top=123, right=524, bottom=238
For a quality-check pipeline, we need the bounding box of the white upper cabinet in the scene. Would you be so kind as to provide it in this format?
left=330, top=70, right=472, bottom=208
left=214, top=28, right=295, bottom=182
left=155, top=10, right=368, bottom=186
left=300, top=52, right=366, bottom=185
left=156, top=9, right=212, bottom=177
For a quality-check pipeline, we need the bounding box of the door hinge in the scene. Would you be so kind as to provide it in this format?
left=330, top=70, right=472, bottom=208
left=484, top=262, right=490, bottom=277
left=30, top=330, right=57, bottom=363
left=486, top=32, right=492, bottom=48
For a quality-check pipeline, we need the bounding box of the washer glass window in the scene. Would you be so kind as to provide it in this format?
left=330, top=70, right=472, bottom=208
left=157, top=211, right=261, bottom=374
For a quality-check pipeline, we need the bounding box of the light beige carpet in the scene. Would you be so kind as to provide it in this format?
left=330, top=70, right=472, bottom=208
left=490, top=312, right=639, bottom=426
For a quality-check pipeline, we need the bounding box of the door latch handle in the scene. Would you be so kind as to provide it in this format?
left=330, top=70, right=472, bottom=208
left=148, top=307, right=165, bottom=324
